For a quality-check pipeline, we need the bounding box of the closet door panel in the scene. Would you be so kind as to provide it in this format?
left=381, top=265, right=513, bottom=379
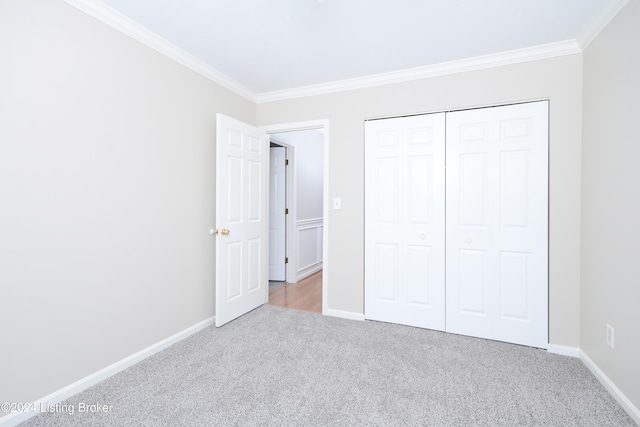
left=446, top=101, right=548, bottom=348
left=365, top=113, right=446, bottom=330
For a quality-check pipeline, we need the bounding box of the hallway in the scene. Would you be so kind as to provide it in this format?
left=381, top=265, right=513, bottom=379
left=268, top=271, right=322, bottom=314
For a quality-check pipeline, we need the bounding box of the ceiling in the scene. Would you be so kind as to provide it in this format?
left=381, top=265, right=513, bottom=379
left=81, top=0, right=623, bottom=98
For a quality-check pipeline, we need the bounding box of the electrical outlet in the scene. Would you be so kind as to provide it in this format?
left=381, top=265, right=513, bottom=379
left=606, top=324, right=615, bottom=348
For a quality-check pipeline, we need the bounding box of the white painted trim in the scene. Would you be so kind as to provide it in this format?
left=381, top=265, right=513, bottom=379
left=296, top=218, right=323, bottom=280
left=287, top=146, right=297, bottom=284
left=263, top=120, right=327, bottom=133
left=64, top=0, right=625, bottom=104
left=321, top=124, right=329, bottom=317
left=577, top=0, right=629, bottom=50
left=262, top=120, right=329, bottom=316
left=547, top=344, right=581, bottom=358
left=0, top=316, right=215, bottom=427
left=63, top=0, right=620, bottom=104
left=579, top=350, right=640, bottom=425
left=297, top=217, right=324, bottom=226
left=63, top=0, right=256, bottom=102
left=297, top=264, right=323, bottom=281
left=256, top=40, right=581, bottom=103
left=325, top=308, right=365, bottom=322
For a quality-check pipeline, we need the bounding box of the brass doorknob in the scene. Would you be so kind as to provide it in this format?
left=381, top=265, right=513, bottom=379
left=221, top=228, right=230, bottom=236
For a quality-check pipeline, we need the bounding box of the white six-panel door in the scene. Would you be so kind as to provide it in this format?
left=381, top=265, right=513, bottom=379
left=364, top=101, right=548, bottom=348
left=268, top=146, right=286, bottom=281
left=446, top=101, right=548, bottom=348
left=215, top=114, right=269, bottom=327
left=365, top=113, right=446, bottom=330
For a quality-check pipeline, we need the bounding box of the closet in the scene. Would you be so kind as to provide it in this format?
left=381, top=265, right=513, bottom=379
left=364, top=101, right=548, bottom=348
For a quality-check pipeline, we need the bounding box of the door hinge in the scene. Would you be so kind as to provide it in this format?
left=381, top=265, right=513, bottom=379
left=285, top=159, right=289, bottom=166
left=285, top=208, right=289, bottom=215
left=285, top=257, right=289, bottom=264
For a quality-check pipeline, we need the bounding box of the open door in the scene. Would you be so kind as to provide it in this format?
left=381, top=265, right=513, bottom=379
left=215, top=114, right=269, bottom=327
left=268, top=145, right=286, bottom=281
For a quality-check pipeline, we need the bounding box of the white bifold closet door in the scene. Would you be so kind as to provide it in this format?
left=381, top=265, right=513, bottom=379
left=446, top=101, right=548, bottom=348
left=364, top=113, right=446, bottom=330
left=364, top=101, right=548, bottom=348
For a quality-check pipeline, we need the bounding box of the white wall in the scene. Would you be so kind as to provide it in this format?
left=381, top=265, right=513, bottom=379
left=581, top=0, right=640, bottom=412
left=0, top=0, right=255, bottom=408
left=258, top=54, right=583, bottom=347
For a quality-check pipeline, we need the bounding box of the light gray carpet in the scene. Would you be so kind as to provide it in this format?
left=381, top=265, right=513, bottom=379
left=22, top=305, right=636, bottom=426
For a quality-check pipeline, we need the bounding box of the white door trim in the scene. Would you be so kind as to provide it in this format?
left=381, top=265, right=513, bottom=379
left=261, top=120, right=329, bottom=315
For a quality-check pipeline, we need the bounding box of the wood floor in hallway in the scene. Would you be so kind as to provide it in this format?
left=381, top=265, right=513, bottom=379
left=268, top=270, right=322, bottom=314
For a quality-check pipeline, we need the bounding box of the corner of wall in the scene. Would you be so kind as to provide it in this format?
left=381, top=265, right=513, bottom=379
left=580, top=350, right=640, bottom=425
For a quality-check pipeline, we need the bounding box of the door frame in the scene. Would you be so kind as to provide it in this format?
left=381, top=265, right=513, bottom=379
left=261, top=119, right=329, bottom=315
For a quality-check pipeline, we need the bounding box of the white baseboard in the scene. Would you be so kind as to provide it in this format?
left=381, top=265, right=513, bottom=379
left=547, top=344, right=581, bottom=357
left=579, top=350, right=640, bottom=425
left=545, top=345, right=639, bottom=423
left=324, top=308, right=365, bottom=321
left=0, top=316, right=215, bottom=427
left=297, top=262, right=323, bottom=281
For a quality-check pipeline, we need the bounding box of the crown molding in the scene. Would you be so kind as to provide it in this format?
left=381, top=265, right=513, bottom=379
left=64, top=0, right=257, bottom=102
left=256, top=40, right=581, bottom=103
left=65, top=0, right=624, bottom=105
left=577, top=0, right=629, bottom=50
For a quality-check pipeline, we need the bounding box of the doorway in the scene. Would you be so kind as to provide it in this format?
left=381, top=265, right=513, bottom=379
left=264, top=122, right=328, bottom=314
